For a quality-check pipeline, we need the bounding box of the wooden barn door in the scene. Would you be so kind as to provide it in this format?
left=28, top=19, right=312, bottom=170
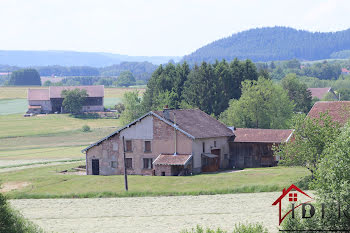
left=202, top=149, right=221, bottom=172
left=211, top=149, right=221, bottom=171
left=92, top=159, right=99, bottom=175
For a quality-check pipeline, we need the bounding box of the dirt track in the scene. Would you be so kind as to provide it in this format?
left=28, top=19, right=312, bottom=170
left=10, top=192, right=282, bottom=233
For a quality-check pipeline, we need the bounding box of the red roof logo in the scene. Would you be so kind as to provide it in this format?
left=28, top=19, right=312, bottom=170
left=272, top=184, right=313, bottom=225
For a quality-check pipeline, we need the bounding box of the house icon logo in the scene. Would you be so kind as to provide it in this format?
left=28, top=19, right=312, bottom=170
left=272, top=184, right=313, bottom=225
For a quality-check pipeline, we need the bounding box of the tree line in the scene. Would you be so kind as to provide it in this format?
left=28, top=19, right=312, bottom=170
left=121, top=58, right=314, bottom=130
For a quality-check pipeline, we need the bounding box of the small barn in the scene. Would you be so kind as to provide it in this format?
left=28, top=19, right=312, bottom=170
left=229, top=128, right=293, bottom=168
left=27, top=85, right=104, bottom=114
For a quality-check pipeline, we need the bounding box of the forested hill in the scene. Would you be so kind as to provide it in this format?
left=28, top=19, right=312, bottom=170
left=182, top=27, right=350, bottom=63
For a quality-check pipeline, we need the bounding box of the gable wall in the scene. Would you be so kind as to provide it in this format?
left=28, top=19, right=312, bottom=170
left=85, top=114, right=193, bottom=176
left=86, top=133, right=119, bottom=175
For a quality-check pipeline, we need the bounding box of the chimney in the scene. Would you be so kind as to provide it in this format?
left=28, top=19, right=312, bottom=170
left=163, top=105, right=170, bottom=121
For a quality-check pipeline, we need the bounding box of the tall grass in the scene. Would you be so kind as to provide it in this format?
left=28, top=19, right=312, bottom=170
left=181, top=223, right=269, bottom=233
left=7, top=184, right=282, bottom=199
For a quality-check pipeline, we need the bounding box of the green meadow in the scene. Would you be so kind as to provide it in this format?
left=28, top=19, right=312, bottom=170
left=1, top=164, right=308, bottom=199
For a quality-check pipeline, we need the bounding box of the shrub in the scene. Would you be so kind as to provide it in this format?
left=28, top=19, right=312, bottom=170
left=181, top=223, right=268, bottom=233
left=181, top=225, right=227, bottom=233
left=0, top=192, right=43, bottom=233
left=81, top=125, right=91, bottom=132
left=232, top=223, right=268, bottom=233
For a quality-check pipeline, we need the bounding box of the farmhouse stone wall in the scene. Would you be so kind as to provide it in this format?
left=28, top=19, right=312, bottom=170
left=118, top=116, right=193, bottom=176
left=154, top=165, right=172, bottom=176
left=85, top=115, right=194, bottom=176
left=86, top=133, right=119, bottom=175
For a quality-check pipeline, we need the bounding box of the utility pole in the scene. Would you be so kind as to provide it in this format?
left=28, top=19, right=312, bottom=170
left=122, top=136, right=128, bottom=191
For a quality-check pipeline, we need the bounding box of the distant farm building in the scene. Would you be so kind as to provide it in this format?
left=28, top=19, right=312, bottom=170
left=0, top=72, right=11, bottom=76
left=27, top=85, right=104, bottom=114
left=342, top=68, right=350, bottom=75
left=307, top=87, right=337, bottom=100
left=229, top=128, right=293, bottom=168
left=307, top=101, right=350, bottom=126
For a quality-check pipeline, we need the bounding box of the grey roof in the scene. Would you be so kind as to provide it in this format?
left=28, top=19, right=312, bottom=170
left=49, top=85, right=104, bottom=98
left=81, top=109, right=234, bottom=153
left=153, top=154, right=192, bottom=166
left=154, top=109, right=234, bottom=138
left=28, top=89, right=50, bottom=101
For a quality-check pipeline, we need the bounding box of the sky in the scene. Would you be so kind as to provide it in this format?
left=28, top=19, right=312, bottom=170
left=0, top=0, right=350, bottom=57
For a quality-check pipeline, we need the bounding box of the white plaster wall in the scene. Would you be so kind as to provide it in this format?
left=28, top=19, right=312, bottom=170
left=192, top=137, right=230, bottom=173
left=120, top=116, right=153, bottom=140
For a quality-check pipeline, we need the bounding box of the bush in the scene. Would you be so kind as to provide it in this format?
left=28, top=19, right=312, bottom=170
left=181, top=223, right=268, bottom=233
left=181, top=225, right=227, bottom=233
left=0, top=192, right=43, bottom=233
left=281, top=124, right=350, bottom=231
left=82, top=125, right=91, bottom=132
left=232, top=223, right=268, bottom=233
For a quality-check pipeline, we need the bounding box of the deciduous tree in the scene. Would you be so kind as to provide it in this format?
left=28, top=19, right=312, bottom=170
left=220, top=77, right=294, bottom=129
left=61, top=89, right=88, bottom=114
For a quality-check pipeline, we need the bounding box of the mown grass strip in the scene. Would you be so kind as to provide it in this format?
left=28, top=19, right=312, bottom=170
left=0, top=159, right=84, bottom=169
left=7, top=184, right=282, bottom=199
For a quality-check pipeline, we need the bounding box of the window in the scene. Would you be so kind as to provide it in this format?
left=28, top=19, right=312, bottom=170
left=289, top=193, right=298, bottom=202
left=143, top=158, right=153, bottom=169
left=202, top=142, right=205, bottom=153
left=111, top=161, right=117, bottom=168
left=125, top=158, right=132, bottom=169
left=125, top=140, right=132, bottom=152
left=144, top=141, right=151, bottom=152
left=214, top=141, right=216, bottom=147
left=112, top=143, right=118, bottom=152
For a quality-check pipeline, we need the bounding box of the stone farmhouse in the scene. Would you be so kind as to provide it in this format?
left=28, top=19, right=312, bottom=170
left=27, top=85, right=104, bottom=114
left=82, top=108, right=293, bottom=176
left=82, top=109, right=234, bottom=176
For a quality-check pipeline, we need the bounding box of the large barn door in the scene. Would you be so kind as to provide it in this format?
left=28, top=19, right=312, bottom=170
left=92, top=159, right=99, bottom=175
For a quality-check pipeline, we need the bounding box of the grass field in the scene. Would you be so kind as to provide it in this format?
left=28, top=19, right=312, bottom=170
left=0, top=99, right=27, bottom=115
left=10, top=192, right=283, bottom=233
left=0, top=164, right=309, bottom=199
left=0, top=114, right=120, bottom=138
left=0, top=86, right=145, bottom=99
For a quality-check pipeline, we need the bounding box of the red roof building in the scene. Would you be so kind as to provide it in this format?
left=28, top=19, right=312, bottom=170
left=342, top=68, right=350, bottom=74
left=233, top=128, right=293, bottom=143
left=229, top=128, right=293, bottom=168
left=307, top=101, right=350, bottom=126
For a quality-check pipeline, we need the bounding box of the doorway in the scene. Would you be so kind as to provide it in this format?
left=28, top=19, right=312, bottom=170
left=92, top=159, right=99, bottom=175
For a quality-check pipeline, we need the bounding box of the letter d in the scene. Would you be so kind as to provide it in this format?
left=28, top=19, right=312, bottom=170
left=302, top=203, right=315, bottom=218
